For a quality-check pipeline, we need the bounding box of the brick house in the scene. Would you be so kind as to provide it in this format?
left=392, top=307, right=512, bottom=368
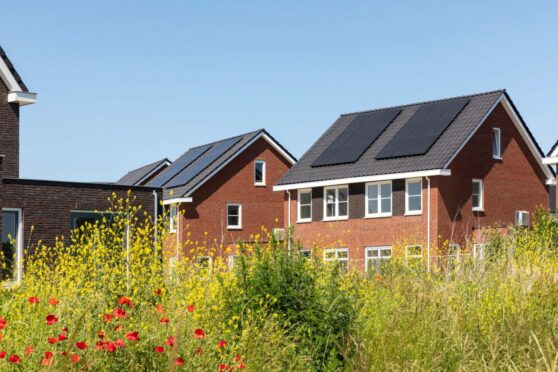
left=274, top=90, right=555, bottom=272
left=543, top=141, right=558, bottom=210
left=117, top=130, right=295, bottom=266
left=0, top=47, right=161, bottom=284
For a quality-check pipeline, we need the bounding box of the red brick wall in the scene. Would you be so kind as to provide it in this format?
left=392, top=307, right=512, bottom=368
left=437, top=103, right=549, bottom=246
left=174, top=137, right=292, bottom=256
left=0, top=80, right=20, bottom=178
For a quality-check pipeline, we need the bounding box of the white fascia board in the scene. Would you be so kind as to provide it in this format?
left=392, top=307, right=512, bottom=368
left=7, top=91, right=37, bottom=106
left=0, top=57, right=22, bottom=92
left=272, top=169, right=451, bottom=191
left=546, top=179, right=556, bottom=186
left=162, top=197, right=192, bottom=205
left=262, top=133, right=297, bottom=165
left=543, top=156, right=558, bottom=165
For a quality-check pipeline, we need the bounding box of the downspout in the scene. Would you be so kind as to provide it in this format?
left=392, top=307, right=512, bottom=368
left=287, top=190, right=291, bottom=254
left=152, top=190, right=158, bottom=243
left=426, top=176, right=431, bottom=273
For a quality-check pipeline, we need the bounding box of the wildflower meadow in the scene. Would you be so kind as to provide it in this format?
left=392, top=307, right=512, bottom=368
left=1, top=196, right=558, bottom=371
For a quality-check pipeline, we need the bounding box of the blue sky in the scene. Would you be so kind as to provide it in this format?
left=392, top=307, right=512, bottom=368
left=2, top=1, right=557, bottom=182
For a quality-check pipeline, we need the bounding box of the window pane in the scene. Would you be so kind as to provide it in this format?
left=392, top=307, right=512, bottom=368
left=472, top=195, right=480, bottom=208
left=228, top=215, right=239, bottom=226
left=228, top=205, right=239, bottom=216
left=381, top=198, right=391, bottom=213
left=407, top=245, right=422, bottom=257
left=367, top=249, right=379, bottom=258
left=337, top=250, right=348, bottom=259
left=493, top=130, right=500, bottom=157
left=380, top=249, right=392, bottom=258
left=1, top=211, right=18, bottom=281
left=326, top=203, right=335, bottom=217
left=338, top=188, right=348, bottom=202
left=472, top=182, right=480, bottom=195
left=367, top=184, right=378, bottom=199
left=408, top=180, right=421, bottom=196
left=380, top=183, right=391, bottom=198
left=338, top=202, right=348, bottom=217
left=255, top=162, right=264, bottom=183
left=325, top=250, right=336, bottom=259
left=326, top=189, right=336, bottom=203
left=300, top=205, right=311, bottom=220
left=408, top=196, right=421, bottom=211
left=368, top=199, right=378, bottom=214
left=300, top=191, right=311, bottom=205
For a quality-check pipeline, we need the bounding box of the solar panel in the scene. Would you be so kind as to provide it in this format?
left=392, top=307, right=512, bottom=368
left=311, top=108, right=401, bottom=167
left=148, top=145, right=211, bottom=187
left=165, top=137, right=242, bottom=188
left=375, top=98, right=469, bottom=159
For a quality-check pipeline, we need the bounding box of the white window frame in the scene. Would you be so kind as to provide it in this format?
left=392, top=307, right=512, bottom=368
left=448, top=243, right=460, bottom=259
left=473, top=244, right=488, bottom=260
left=472, top=179, right=484, bottom=212
left=323, top=185, right=349, bottom=221
left=297, top=189, right=312, bottom=223
left=227, top=255, right=238, bottom=270
left=323, top=248, right=349, bottom=270
left=254, top=160, right=266, bottom=186
left=405, top=245, right=423, bottom=263
left=493, top=128, right=502, bottom=160
left=227, top=203, right=242, bottom=230
left=365, top=181, right=392, bottom=218
left=299, top=249, right=312, bottom=259
left=2, top=208, right=23, bottom=285
left=405, top=178, right=423, bottom=215
left=365, top=246, right=392, bottom=273
left=169, top=204, right=178, bottom=233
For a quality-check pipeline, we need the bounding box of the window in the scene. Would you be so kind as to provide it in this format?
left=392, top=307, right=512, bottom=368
left=405, top=179, right=422, bottom=215
left=324, top=186, right=349, bottom=220
left=298, top=189, right=312, bottom=222
left=169, top=204, right=178, bottom=233
left=365, top=246, right=392, bottom=273
left=405, top=245, right=423, bottom=263
left=1, top=209, right=22, bottom=283
left=299, top=249, right=312, bottom=259
left=366, top=181, right=392, bottom=217
left=493, top=128, right=501, bottom=159
left=70, top=211, right=117, bottom=230
left=472, top=179, right=484, bottom=211
left=254, top=160, right=266, bottom=186
left=473, top=244, right=488, bottom=260
left=227, top=204, right=242, bottom=229
left=324, top=248, right=348, bottom=272
left=227, top=255, right=238, bottom=270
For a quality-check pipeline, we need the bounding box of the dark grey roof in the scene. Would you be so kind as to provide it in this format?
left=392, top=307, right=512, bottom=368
left=0, top=46, right=29, bottom=92
left=548, top=140, right=558, bottom=157
left=278, top=90, right=507, bottom=186
left=149, top=129, right=294, bottom=199
left=116, top=158, right=170, bottom=186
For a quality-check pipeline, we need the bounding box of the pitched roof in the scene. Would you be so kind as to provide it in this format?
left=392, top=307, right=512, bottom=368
left=277, top=90, right=552, bottom=187
left=548, top=140, right=558, bottom=157
left=116, top=158, right=170, bottom=186
left=0, top=46, right=29, bottom=92
left=146, top=129, right=295, bottom=199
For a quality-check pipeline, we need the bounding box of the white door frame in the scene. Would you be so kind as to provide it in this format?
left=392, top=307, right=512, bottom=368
left=2, top=208, right=23, bottom=284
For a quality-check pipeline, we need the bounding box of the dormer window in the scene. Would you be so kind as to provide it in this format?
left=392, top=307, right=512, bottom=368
left=493, top=128, right=502, bottom=159
left=254, top=160, right=266, bottom=186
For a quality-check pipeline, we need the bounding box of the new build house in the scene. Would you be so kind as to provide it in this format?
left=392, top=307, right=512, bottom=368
left=118, top=130, right=296, bottom=264
left=543, top=141, right=558, bottom=210
left=274, top=90, right=555, bottom=272
left=0, top=47, right=161, bottom=284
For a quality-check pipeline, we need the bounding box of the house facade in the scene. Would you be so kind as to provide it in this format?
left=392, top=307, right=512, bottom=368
left=0, top=47, right=161, bottom=284
left=543, top=141, right=558, bottom=210
left=274, top=90, right=555, bottom=272
left=118, top=130, right=295, bottom=265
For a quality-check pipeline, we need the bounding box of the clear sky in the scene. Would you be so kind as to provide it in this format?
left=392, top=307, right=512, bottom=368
left=2, top=1, right=557, bottom=182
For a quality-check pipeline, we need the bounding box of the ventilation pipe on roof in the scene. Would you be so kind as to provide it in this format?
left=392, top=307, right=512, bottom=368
left=426, top=176, right=431, bottom=273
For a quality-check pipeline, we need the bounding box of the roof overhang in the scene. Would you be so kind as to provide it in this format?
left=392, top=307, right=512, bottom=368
left=548, top=145, right=558, bottom=158
left=0, top=52, right=36, bottom=106
left=7, top=91, right=37, bottom=106
left=162, top=197, right=193, bottom=205
left=273, top=169, right=451, bottom=191
left=543, top=156, right=558, bottom=165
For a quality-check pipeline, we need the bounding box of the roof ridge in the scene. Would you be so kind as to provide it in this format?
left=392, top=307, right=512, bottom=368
left=339, top=89, right=505, bottom=118
left=125, top=158, right=170, bottom=174
left=189, top=129, right=264, bottom=150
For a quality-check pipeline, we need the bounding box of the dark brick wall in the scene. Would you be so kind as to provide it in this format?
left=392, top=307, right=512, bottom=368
left=0, top=80, right=19, bottom=178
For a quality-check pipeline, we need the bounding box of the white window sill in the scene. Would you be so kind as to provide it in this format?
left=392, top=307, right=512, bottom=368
left=169, top=230, right=177, bottom=234
left=297, top=219, right=312, bottom=224
left=227, top=226, right=243, bottom=230
left=493, top=156, right=502, bottom=160
left=404, top=211, right=422, bottom=216
left=364, top=213, right=392, bottom=219
left=254, top=183, right=267, bottom=187
left=472, top=208, right=485, bottom=212
left=323, top=216, right=349, bottom=222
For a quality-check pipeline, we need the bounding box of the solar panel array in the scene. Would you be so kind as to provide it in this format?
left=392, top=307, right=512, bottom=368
left=148, top=145, right=211, bottom=187
left=375, top=98, right=469, bottom=159
left=311, top=108, right=401, bottom=167
left=165, top=137, right=242, bottom=188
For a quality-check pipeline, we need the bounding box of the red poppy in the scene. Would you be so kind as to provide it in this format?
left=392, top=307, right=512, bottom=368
left=24, top=345, right=34, bottom=356
left=186, top=305, right=195, bottom=313
left=58, top=334, right=68, bottom=342
left=44, top=351, right=54, bottom=359
left=75, top=341, right=87, bottom=350
left=194, top=329, right=205, bottom=339
left=48, top=298, right=59, bottom=306
left=115, top=339, right=125, bottom=348
left=155, top=304, right=165, bottom=313
left=48, top=337, right=57, bottom=344
left=219, top=364, right=227, bottom=371
left=0, top=317, right=6, bottom=330
left=9, top=354, right=21, bottom=364
left=105, top=342, right=117, bottom=352
left=237, top=362, right=246, bottom=369
left=118, top=297, right=133, bottom=307
left=70, top=354, right=80, bottom=364
left=154, top=346, right=165, bottom=353
left=217, top=339, right=227, bottom=349
left=234, top=355, right=242, bottom=362
left=103, top=314, right=113, bottom=323
left=155, top=288, right=162, bottom=296
left=166, top=335, right=175, bottom=347
left=41, top=351, right=54, bottom=366
left=28, top=297, right=39, bottom=304
left=46, top=314, right=58, bottom=326
left=176, top=357, right=184, bottom=366
left=114, top=325, right=124, bottom=332
left=113, top=308, right=127, bottom=319
left=0, top=351, right=6, bottom=359
left=160, top=317, right=170, bottom=324
left=97, top=330, right=105, bottom=339
left=125, top=331, right=140, bottom=341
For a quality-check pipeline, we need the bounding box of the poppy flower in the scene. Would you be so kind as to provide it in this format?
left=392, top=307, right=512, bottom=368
left=237, top=363, right=246, bottom=369
left=186, top=305, right=195, bottom=313
left=125, top=331, right=140, bottom=341
left=58, top=334, right=68, bottom=341
left=175, top=357, right=184, bottom=366
left=217, top=339, right=227, bottom=349
left=103, top=314, right=113, bottom=323
left=0, top=351, right=6, bottom=359
left=218, top=364, right=227, bottom=371
left=41, top=351, right=54, bottom=366
left=0, top=317, right=6, bottom=330
left=24, top=345, right=34, bottom=356
left=113, top=308, right=127, bottom=319
left=155, top=304, right=165, bottom=313
left=48, top=298, right=59, bottom=306
left=97, top=330, right=105, bottom=339
left=118, top=297, right=133, bottom=307
left=234, top=355, right=242, bottom=362
left=194, top=329, right=205, bottom=339
left=114, top=325, right=124, bottom=332
left=155, top=288, right=162, bottom=296
left=48, top=337, right=57, bottom=344
left=46, top=314, right=58, bottom=325
left=9, top=354, right=21, bottom=364
left=70, top=354, right=80, bottom=364
left=28, top=297, right=39, bottom=304
left=154, top=346, right=165, bottom=353
left=105, top=342, right=117, bottom=352
left=115, top=339, right=125, bottom=348
left=166, top=335, right=175, bottom=347
left=75, top=341, right=87, bottom=350
left=160, top=317, right=170, bottom=324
